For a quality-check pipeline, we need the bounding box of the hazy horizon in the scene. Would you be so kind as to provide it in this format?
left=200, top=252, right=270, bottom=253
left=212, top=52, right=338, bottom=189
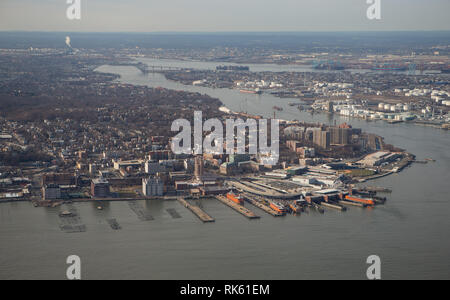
left=1, top=0, right=449, bottom=32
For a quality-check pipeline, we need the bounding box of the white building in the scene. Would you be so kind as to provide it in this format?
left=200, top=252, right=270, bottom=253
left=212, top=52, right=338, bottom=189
left=143, top=177, right=164, bottom=197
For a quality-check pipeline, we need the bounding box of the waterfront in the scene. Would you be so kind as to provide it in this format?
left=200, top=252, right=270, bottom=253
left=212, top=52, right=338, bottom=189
left=0, top=60, right=449, bottom=280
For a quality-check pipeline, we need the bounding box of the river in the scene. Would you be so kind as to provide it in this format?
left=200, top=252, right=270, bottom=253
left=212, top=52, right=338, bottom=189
left=0, top=59, right=449, bottom=280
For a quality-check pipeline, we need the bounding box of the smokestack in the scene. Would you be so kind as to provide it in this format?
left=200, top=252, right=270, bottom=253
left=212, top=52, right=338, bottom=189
left=65, top=36, right=72, bottom=48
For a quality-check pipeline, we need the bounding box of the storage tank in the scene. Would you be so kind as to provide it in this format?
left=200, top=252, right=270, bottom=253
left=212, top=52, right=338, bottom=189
left=390, top=105, right=396, bottom=112
left=384, top=104, right=391, bottom=110
left=378, top=103, right=385, bottom=110
left=403, top=104, right=410, bottom=111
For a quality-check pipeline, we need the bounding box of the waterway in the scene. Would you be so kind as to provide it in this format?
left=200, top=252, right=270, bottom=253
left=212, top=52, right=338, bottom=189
left=0, top=59, right=449, bottom=280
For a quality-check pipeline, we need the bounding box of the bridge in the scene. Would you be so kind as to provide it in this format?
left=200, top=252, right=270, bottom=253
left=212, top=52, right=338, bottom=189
left=135, top=63, right=188, bottom=74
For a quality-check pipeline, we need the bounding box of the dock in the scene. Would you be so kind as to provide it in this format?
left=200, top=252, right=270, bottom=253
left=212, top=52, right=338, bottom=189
left=177, top=198, right=215, bottom=223
left=363, top=186, right=392, bottom=193
left=339, top=200, right=366, bottom=208
left=244, top=196, right=284, bottom=217
left=320, top=202, right=347, bottom=211
left=215, top=195, right=260, bottom=219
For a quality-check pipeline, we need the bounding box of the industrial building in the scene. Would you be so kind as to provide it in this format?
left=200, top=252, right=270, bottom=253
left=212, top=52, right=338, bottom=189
left=142, top=177, right=164, bottom=197
left=91, top=178, right=110, bottom=198
left=359, top=151, right=402, bottom=167
left=42, top=184, right=62, bottom=200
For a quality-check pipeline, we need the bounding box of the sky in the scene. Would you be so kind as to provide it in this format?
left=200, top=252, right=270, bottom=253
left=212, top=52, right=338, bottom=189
left=0, top=0, right=449, bottom=32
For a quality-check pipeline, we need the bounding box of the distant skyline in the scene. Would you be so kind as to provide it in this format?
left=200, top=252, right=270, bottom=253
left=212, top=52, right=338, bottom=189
left=1, top=0, right=450, bottom=32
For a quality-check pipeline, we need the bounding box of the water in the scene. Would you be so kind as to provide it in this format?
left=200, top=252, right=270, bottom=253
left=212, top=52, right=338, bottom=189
left=1, top=60, right=449, bottom=280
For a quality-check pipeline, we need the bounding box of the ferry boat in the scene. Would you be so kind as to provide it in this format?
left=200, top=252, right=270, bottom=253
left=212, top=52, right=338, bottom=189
left=270, top=202, right=288, bottom=214
left=345, top=195, right=375, bottom=206
left=240, top=88, right=262, bottom=95
left=227, top=193, right=245, bottom=205
left=59, top=210, right=75, bottom=217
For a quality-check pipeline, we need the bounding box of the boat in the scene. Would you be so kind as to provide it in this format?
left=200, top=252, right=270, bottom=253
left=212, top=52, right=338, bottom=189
left=59, top=210, right=75, bottom=217
left=240, top=89, right=262, bottom=95
left=345, top=195, right=375, bottom=206
left=270, top=202, right=288, bottom=214
left=273, top=106, right=283, bottom=111
left=227, top=193, right=245, bottom=205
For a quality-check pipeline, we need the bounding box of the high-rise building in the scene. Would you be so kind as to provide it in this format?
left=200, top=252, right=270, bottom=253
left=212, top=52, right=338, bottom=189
left=194, top=156, right=204, bottom=180
left=313, top=129, right=330, bottom=149
left=284, top=126, right=305, bottom=140
left=329, top=127, right=352, bottom=145
left=327, top=101, right=334, bottom=113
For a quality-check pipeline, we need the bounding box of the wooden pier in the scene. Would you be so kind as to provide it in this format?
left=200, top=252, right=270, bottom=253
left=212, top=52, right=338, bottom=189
left=215, top=196, right=260, bottom=219
left=177, top=198, right=215, bottom=223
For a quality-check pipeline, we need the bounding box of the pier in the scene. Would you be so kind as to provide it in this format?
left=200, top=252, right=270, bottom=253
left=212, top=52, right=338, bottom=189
left=339, top=200, right=366, bottom=208
left=128, top=201, right=154, bottom=221
left=215, top=195, right=260, bottom=219
left=177, top=197, right=215, bottom=223
left=107, top=219, right=122, bottom=230
left=320, top=202, right=347, bottom=211
left=243, top=195, right=284, bottom=217
left=361, top=186, right=392, bottom=193
left=59, top=204, right=86, bottom=233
